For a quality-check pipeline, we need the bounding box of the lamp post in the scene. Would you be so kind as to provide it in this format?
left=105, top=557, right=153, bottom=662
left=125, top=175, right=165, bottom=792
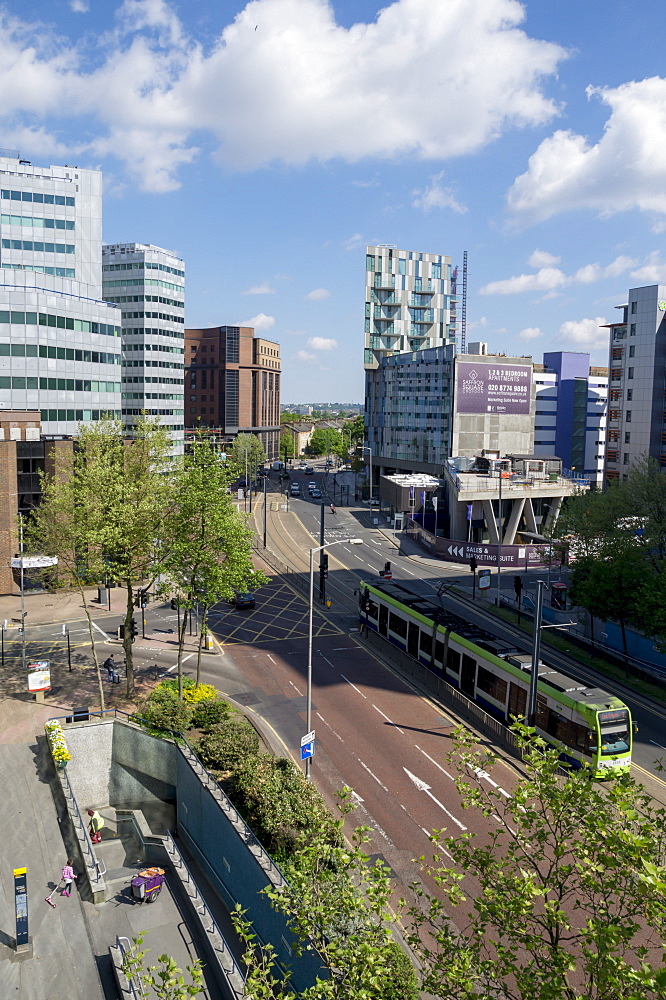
left=496, top=466, right=503, bottom=608
left=361, top=445, right=373, bottom=502
left=306, top=537, right=363, bottom=779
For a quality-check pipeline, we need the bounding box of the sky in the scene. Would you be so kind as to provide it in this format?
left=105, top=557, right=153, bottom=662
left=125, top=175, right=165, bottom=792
left=3, top=0, right=666, bottom=402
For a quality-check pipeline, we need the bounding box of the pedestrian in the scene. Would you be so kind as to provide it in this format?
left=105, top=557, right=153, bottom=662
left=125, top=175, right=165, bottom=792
left=61, top=859, right=76, bottom=897
left=330, top=503, right=336, bottom=515
left=103, top=655, right=116, bottom=681
left=87, top=808, right=105, bottom=843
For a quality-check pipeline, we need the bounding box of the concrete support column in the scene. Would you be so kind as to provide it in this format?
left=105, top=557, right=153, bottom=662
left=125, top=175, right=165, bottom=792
left=543, top=495, right=563, bottom=534
left=503, top=498, right=526, bottom=544
left=523, top=499, right=538, bottom=535
left=482, top=499, right=499, bottom=544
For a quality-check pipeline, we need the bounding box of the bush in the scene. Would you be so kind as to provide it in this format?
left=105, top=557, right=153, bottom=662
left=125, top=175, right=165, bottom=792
left=183, top=683, right=217, bottom=704
left=230, top=756, right=341, bottom=861
left=191, top=699, right=232, bottom=731
left=193, top=718, right=260, bottom=771
left=135, top=689, right=193, bottom=734
left=380, top=942, right=420, bottom=1000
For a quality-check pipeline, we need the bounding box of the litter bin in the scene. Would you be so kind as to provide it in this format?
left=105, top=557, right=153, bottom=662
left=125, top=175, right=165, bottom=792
left=66, top=706, right=90, bottom=723
left=97, top=586, right=107, bottom=605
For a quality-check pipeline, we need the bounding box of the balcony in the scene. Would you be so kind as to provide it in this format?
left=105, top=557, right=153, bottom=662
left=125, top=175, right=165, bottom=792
left=370, top=291, right=397, bottom=305
left=409, top=310, right=434, bottom=324
left=373, top=274, right=395, bottom=290
left=409, top=293, right=434, bottom=306
left=611, top=348, right=624, bottom=360
left=374, top=304, right=399, bottom=319
left=606, top=450, right=618, bottom=463
left=608, top=409, right=621, bottom=421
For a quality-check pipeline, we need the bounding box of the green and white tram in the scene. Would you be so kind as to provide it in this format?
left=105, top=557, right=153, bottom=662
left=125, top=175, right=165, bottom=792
left=359, top=580, right=633, bottom=778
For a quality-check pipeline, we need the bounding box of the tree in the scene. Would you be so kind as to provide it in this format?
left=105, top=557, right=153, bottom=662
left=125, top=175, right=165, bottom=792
left=308, top=428, right=339, bottom=457
left=231, top=433, right=266, bottom=479
left=280, top=431, right=295, bottom=460
left=164, top=438, right=266, bottom=696
left=232, top=790, right=420, bottom=999
left=28, top=417, right=175, bottom=700
left=568, top=549, right=648, bottom=660
left=406, top=726, right=666, bottom=1000
left=122, top=934, right=204, bottom=999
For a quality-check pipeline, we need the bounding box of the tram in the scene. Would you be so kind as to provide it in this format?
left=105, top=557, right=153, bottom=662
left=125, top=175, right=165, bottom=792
left=359, top=580, right=633, bottom=777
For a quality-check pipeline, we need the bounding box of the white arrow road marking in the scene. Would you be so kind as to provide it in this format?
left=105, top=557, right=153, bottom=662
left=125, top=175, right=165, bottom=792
left=373, top=704, right=404, bottom=734
left=340, top=673, right=366, bottom=698
left=404, top=768, right=467, bottom=830
left=470, top=765, right=511, bottom=799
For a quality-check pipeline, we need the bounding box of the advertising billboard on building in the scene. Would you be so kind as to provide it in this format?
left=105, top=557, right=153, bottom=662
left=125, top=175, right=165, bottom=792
left=456, top=360, right=531, bottom=415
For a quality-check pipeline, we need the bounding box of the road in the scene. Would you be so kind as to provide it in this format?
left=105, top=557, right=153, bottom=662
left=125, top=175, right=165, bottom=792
left=260, top=461, right=666, bottom=799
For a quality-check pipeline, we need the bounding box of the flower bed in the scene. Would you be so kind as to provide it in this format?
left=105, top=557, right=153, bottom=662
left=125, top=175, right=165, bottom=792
left=45, top=719, right=72, bottom=768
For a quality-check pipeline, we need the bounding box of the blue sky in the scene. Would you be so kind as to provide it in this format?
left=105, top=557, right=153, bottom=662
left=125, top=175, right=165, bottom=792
left=4, top=0, right=666, bottom=402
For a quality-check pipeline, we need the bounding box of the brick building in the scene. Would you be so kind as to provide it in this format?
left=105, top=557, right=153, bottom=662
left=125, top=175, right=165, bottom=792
left=184, top=325, right=281, bottom=459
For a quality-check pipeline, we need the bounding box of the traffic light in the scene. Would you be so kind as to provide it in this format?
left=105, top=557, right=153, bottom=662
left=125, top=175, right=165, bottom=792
left=321, top=554, right=329, bottom=579
left=383, top=561, right=392, bottom=580
left=130, top=617, right=138, bottom=640
left=513, top=576, right=523, bottom=598
left=139, top=590, right=148, bottom=609
left=470, top=556, right=478, bottom=574
left=170, top=598, right=178, bottom=611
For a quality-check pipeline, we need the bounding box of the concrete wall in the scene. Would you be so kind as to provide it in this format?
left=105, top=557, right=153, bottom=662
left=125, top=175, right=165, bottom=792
left=112, top=720, right=177, bottom=803
left=62, top=718, right=114, bottom=808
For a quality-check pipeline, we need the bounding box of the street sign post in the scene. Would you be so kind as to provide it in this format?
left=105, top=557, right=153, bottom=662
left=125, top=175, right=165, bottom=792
left=478, top=569, right=491, bottom=591
left=301, top=729, right=315, bottom=761
left=14, top=867, right=29, bottom=952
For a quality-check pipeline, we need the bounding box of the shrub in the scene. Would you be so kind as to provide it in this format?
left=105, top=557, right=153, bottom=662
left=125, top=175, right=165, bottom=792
left=191, top=699, right=232, bottom=731
left=183, top=683, right=217, bottom=704
left=135, top=689, right=193, bottom=733
left=230, top=756, right=341, bottom=861
left=380, top=942, right=420, bottom=1000
left=193, top=718, right=260, bottom=771
left=45, top=720, right=72, bottom=767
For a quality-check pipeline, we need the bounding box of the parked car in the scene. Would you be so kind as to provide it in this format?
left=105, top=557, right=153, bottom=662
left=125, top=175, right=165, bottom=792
left=233, top=592, right=255, bottom=610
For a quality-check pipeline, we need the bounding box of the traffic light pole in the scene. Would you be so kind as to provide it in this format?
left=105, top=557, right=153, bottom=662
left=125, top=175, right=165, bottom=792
left=527, top=580, right=545, bottom=728
left=470, top=557, right=477, bottom=599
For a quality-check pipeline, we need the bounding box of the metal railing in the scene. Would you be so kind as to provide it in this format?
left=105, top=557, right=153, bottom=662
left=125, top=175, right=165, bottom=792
left=164, top=831, right=245, bottom=988
left=49, top=708, right=285, bottom=886
left=115, top=936, right=145, bottom=999
left=59, top=764, right=106, bottom=882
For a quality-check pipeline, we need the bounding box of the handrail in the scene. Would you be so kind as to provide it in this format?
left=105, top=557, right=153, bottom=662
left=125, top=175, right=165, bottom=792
left=164, top=831, right=246, bottom=983
left=49, top=708, right=285, bottom=885
left=115, top=936, right=145, bottom=999
left=59, top=765, right=105, bottom=882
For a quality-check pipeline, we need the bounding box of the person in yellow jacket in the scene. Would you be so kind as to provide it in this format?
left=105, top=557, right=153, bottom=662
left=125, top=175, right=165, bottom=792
left=87, top=809, right=104, bottom=844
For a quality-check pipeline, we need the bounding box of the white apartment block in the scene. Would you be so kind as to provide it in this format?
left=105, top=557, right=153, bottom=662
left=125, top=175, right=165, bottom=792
left=532, top=351, right=608, bottom=488
left=602, top=285, right=666, bottom=481
left=102, top=243, right=185, bottom=457
left=0, top=153, right=121, bottom=435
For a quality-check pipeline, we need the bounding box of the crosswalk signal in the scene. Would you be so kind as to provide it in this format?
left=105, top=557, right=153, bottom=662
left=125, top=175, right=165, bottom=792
left=170, top=597, right=178, bottom=611
left=321, top=554, right=329, bottom=579
left=513, top=575, right=523, bottom=598
left=130, top=617, right=138, bottom=641
left=470, top=556, right=478, bottom=574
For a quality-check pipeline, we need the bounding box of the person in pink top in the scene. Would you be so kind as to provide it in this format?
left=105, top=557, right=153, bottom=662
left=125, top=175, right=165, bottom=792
left=61, top=860, right=75, bottom=897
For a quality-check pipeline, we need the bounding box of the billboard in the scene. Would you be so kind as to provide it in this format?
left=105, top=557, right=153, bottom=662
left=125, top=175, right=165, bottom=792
left=456, top=360, right=531, bottom=415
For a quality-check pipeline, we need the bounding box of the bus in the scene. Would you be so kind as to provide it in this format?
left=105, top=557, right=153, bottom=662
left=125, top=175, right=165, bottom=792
left=359, top=580, right=633, bottom=777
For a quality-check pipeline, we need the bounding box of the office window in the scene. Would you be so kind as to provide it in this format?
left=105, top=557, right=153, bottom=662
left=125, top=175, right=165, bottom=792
left=624, top=454, right=629, bottom=465
left=627, top=388, right=632, bottom=400
left=626, top=410, right=631, bottom=422
left=630, top=324, right=636, bottom=336
left=625, top=432, right=630, bottom=443
left=631, top=301, right=637, bottom=313
left=629, top=345, right=635, bottom=357
left=628, top=367, right=634, bottom=379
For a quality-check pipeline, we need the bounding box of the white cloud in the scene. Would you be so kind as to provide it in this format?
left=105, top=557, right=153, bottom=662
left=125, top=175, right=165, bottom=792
left=352, top=179, right=379, bottom=188
left=70, top=0, right=89, bottom=12
left=412, top=171, right=466, bottom=214
left=296, top=350, right=316, bottom=362
left=517, top=326, right=543, bottom=340
left=0, top=0, right=567, bottom=191
left=528, top=249, right=560, bottom=268
left=558, top=316, right=609, bottom=351
left=345, top=233, right=363, bottom=250
left=305, top=288, right=331, bottom=301
left=480, top=254, right=636, bottom=295
left=243, top=282, right=276, bottom=295
left=468, top=316, right=488, bottom=330
left=241, top=312, right=275, bottom=330
left=630, top=251, right=666, bottom=284
left=307, top=336, right=337, bottom=351
left=508, top=77, right=666, bottom=224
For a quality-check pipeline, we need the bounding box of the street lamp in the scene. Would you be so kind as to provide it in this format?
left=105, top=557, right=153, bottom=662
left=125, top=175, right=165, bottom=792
left=360, top=445, right=373, bottom=502
left=306, top=537, right=363, bottom=778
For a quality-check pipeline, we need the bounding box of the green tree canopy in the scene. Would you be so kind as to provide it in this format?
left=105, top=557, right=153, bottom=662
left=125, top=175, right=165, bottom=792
left=231, top=433, right=266, bottom=476
left=308, top=428, right=340, bottom=457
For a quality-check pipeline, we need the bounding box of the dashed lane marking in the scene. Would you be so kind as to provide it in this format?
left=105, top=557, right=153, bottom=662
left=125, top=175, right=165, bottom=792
left=373, top=704, right=404, bottom=734
left=414, top=745, right=455, bottom=782
left=358, top=759, right=389, bottom=793
left=340, top=673, right=366, bottom=698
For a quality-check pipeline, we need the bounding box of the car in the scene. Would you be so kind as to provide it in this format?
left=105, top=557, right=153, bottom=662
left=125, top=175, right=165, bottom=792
left=325, top=460, right=333, bottom=467
left=369, top=498, right=380, bottom=506
left=308, top=481, right=317, bottom=489
left=233, top=592, right=255, bottom=610
left=304, top=466, right=314, bottom=474
left=311, top=489, right=322, bottom=499
left=290, top=487, right=300, bottom=496
left=298, top=462, right=308, bottom=469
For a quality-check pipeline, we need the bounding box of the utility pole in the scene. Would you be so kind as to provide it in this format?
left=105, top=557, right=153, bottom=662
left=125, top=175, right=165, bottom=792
left=263, top=476, right=267, bottom=548
left=496, top=468, right=503, bottom=608
left=527, top=580, right=545, bottom=727
left=19, top=515, right=26, bottom=675
left=319, top=504, right=326, bottom=602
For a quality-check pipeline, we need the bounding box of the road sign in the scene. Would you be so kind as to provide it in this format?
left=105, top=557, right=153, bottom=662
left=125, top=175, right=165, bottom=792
left=301, top=742, right=314, bottom=760
left=301, top=730, right=315, bottom=747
